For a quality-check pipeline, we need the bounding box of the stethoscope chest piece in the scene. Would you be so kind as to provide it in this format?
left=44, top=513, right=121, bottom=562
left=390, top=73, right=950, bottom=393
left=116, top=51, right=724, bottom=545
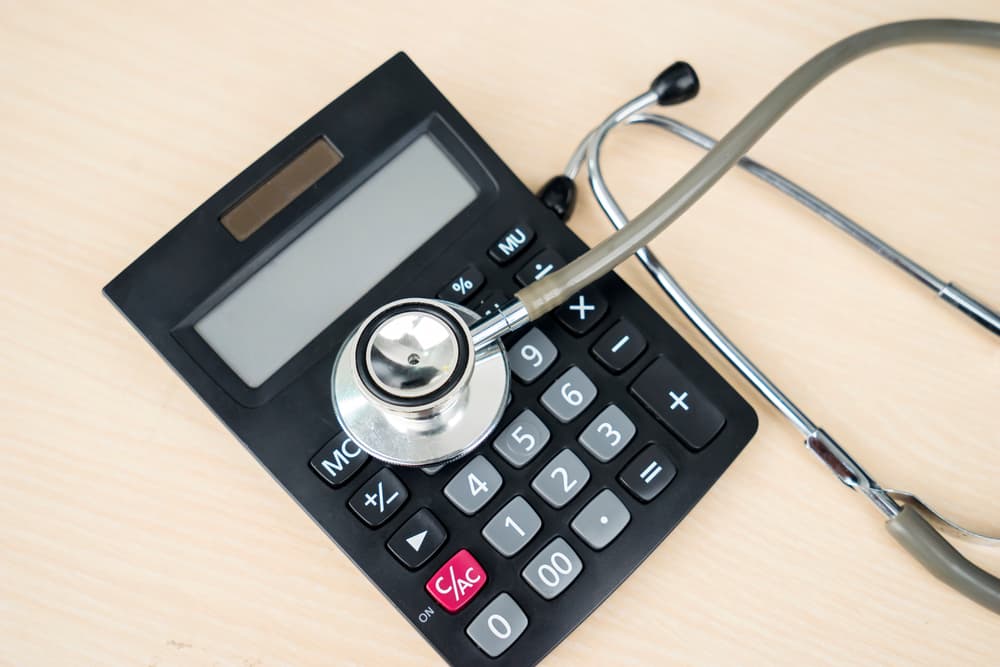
left=332, top=298, right=509, bottom=467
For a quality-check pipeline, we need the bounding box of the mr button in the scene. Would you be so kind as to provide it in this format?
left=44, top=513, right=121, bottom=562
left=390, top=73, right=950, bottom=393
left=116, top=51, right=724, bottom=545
left=630, top=358, right=725, bottom=450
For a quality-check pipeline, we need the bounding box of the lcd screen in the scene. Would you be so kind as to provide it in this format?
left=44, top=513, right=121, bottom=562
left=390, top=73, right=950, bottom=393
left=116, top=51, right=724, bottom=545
left=194, top=134, right=478, bottom=388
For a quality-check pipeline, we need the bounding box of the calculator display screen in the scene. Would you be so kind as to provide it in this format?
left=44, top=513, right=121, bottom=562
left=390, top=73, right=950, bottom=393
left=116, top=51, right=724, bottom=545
left=194, top=134, right=478, bottom=388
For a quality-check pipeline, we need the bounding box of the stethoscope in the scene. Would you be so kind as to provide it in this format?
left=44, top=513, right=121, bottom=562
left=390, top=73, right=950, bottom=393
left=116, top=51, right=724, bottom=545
left=331, top=19, right=1000, bottom=613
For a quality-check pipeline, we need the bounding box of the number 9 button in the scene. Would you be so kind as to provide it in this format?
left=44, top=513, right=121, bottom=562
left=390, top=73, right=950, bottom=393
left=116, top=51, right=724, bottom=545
left=508, top=328, right=557, bottom=384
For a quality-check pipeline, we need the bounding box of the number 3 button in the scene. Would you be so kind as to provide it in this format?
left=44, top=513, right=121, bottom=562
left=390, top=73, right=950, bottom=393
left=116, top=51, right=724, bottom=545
left=444, top=455, right=503, bottom=515
left=508, top=328, right=558, bottom=384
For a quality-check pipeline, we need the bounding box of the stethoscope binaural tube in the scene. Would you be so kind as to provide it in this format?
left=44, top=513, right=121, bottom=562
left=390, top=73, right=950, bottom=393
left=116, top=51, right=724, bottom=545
left=546, top=54, right=1000, bottom=613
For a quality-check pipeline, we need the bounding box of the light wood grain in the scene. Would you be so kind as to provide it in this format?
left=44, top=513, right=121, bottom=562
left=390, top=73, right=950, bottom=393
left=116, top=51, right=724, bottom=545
left=2, top=1, right=998, bottom=665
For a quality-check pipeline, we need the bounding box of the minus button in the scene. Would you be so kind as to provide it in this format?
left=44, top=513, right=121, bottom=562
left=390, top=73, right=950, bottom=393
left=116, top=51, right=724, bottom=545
left=592, top=320, right=647, bottom=373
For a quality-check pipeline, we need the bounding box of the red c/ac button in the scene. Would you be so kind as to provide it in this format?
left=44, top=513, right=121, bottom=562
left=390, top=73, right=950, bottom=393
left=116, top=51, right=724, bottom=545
left=426, top=548, right=487, bottom=613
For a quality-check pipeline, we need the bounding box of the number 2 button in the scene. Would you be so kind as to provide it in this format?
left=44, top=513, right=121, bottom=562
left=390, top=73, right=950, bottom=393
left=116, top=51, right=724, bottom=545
left=444, top=456, right=503, bottom=515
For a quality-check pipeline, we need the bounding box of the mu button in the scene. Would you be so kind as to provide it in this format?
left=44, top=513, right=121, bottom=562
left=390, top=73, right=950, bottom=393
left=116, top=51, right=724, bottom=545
left=387, top=509, right=447, bottom=570
left=426, top=549, right=487, bottom=613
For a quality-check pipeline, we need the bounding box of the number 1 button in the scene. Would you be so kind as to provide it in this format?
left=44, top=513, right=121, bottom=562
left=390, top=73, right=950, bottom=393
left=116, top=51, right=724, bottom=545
left=482, top=496, right=542, bottom=557
left=443, top=455, right=503, bottom=515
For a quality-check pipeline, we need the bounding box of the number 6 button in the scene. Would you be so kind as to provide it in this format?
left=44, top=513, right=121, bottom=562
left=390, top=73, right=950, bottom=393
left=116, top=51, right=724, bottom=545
left=540, top=367, right=597, bottom=423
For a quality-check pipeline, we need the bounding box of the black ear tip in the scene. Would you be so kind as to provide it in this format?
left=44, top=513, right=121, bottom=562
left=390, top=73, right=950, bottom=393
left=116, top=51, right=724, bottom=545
left=650, top=61, right=699, bottom=105
left=536, top=175, right=577, bottom=222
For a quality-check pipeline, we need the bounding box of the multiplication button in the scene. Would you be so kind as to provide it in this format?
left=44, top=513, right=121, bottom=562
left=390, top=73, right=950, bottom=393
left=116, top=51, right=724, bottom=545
left=348, top=469, right=408, bottom=527
left=571, top=490, right=630, bottom=550
left=466, top=593, right=529, bottom=658
left=555, top=288, right=608, bottom=335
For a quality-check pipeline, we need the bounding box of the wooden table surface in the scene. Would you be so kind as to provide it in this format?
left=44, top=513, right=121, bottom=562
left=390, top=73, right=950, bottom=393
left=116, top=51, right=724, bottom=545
left=3, top=1, right=998, bottom=665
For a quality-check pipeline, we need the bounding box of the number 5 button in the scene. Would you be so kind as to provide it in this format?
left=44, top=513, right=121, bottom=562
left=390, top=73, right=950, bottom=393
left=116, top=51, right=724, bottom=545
left=508, top=328, right=557, bottom=384
left=444, top=455, right=503, bottom=515
left=493, top=409, right=550, bottom=468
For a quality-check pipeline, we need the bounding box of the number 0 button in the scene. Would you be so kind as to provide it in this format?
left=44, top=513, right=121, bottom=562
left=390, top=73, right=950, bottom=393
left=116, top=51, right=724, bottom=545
left=508, top=328, right=558, bottom=384
left=466, top=593, right=529, bottom=658
left=540, top=367, right=597, bottom=423
left=444, top=455, right=503, bottom=515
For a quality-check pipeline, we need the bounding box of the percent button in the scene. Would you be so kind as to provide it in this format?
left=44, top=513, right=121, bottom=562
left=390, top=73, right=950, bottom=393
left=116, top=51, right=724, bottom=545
left=436, top=265, right=485, bottom=304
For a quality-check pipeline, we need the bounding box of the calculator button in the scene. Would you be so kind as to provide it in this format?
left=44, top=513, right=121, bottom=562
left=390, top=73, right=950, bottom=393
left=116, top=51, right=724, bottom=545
left=540, top=366, right=597, bottom=423
left=531, top=449, right=590, bottom=508
left=630, top=358, right=726, bottom=450
left=443, top=455, right=503, bottom=515
left=481, top=496, right=542, bottom=557
left=426, top=548, right=487, bottom=613
left=437, top=265, right=484, bottom=303
left=473, top=290, right=508, bottom=319
left=493, top=409, right=551, bottom=468
left=577, top=404, right=636, bottom=463
left=618, top=444, right=677, bottom=502
left=466, top=593, right=529, bottom=658
left=515, top=249, right=565, bottom=286
left=386, top=509, right=447, bottom=569
left=309, top=432, right=369, bottom=488
left=348, top=469, right=409, bottom=527
left=522, top=537, right=583, bottom=600
left=592, top=319, right=647, bottom=373
left=508, top=328, right=558, bottom=384
left=421, top=463, right=446, bottom=476
left=488, top=224, right=536, bottom=265
left=555, top=289, right=608, bottom=335
left=571, top=489, right=631, bottom=550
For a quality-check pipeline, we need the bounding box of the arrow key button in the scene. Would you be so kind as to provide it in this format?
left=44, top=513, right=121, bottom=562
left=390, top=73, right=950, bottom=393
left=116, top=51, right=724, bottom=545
left=387, top=509, right=448, bottom=570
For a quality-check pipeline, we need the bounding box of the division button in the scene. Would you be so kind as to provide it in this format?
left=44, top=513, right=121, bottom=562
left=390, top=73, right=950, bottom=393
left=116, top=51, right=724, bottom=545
left=618, top=444, right=677, bottom=502
left=493, top=409, right=551, bottom=468
left=508, top=328, right=558, bottom=384
left=630, top=357, right=726, bottom=450
left=555, top=289, right=608, bottom=335
left=466, top=593, right=529, bottom=657
left=443, top=455, right=503, bottom=515
left=522, top=537, right=583, bottom=600
left=540, top=366, right=597, bottom=423
left=437, top=265, right=485, bottom=303
left=489, top=224, right=536, bottom=265
left=515, top=249, right=566, bottom=286
left=387, top=509, right=448, bottom=569
left=571, top=489, right=631, bottom=550
left=426, top=548, right=487, bottom=613
left=577, top=404, right=636, bottom=463
left=531, top=449, right=590, bottom=509
left=348, top=468, right=409, bottom=527
left=591, top=319, right=647, bottom=373
left=309, top=432, right=369, bottom=488
left=481, top=496, right=542, bottom=557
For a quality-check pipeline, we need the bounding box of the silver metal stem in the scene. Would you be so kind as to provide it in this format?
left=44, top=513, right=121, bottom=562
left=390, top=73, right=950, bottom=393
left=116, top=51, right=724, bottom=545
left=470, top=299, right=530, bottom=350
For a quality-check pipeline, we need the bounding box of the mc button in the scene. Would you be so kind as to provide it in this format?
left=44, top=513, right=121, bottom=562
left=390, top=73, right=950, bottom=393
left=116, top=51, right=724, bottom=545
left=309, top=433, right=368, bottom=488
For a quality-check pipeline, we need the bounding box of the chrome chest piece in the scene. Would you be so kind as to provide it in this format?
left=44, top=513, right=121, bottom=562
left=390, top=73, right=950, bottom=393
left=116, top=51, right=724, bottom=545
left=332, top=298, right=510, bottom=467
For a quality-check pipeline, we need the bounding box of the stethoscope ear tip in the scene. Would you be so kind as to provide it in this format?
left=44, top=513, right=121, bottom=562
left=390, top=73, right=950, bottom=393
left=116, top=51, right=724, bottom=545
left=651, top=61, right=700, bottom=106
left=537, top=175, right=577, bottom=221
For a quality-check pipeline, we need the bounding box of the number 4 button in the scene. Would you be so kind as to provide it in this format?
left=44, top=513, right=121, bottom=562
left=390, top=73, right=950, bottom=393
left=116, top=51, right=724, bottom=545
left=444, top=455, right=503, bottom=515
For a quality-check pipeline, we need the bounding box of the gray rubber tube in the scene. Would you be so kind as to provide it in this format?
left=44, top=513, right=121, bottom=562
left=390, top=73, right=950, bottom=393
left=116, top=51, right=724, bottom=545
left=515, top=19, right=1000, bottom=319
left=886, top=505, right=1000, bottom=614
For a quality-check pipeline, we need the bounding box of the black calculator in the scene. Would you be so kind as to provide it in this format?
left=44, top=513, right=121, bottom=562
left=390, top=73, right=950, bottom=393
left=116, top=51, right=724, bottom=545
left=104, top=53, right=757, bottom=665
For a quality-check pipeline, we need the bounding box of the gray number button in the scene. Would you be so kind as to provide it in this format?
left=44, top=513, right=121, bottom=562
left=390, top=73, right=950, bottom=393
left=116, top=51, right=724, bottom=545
left=571, top=489, right=631, bottom=550
left=508, top=328, right=558, bottom=384
left=482, top=496, right=542, bottom=557
left=531, top=449, right=590, bottom=508
left=493, top=409, right=550, bottom=468
left=540, top=367, right=597, bottom=423
left=522, top=538, right=583, bottom=600
left=577, top=404, right=636, bottom=462
left=465, top=593, right=528, bottom=658
left=444, top=455, right=503, bottom=515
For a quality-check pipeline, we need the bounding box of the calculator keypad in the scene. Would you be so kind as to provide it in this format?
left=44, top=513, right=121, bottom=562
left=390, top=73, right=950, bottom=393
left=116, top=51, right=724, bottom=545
left=444, top=455, right=504, bottom=515
left=522, top=537, right=584, bottom=600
